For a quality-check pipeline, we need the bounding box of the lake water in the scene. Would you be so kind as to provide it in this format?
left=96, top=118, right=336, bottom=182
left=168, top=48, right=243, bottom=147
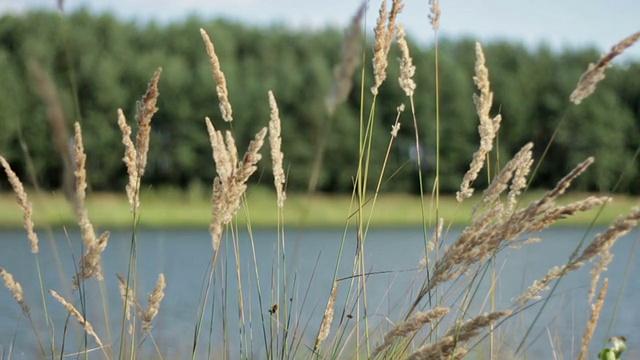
left=0, top=226, right=638, bottom=359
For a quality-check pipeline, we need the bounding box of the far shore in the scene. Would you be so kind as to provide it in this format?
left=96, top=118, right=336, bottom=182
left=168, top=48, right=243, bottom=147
left=0, top=188, right=636, bottom=229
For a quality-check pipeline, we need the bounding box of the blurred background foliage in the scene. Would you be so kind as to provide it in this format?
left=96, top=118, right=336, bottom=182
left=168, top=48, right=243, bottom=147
left=0, top=10, right=639, bottom=194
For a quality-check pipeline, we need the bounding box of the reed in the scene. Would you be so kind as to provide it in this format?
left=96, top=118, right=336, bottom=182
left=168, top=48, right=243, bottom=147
left=49, top=289, right=105, bottom=350
left=0, top=2, right=638, bottom=359
left=570, top=31, right=640, bottom=104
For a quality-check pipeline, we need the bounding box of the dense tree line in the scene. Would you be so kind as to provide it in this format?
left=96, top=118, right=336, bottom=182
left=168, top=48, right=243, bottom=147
left=0, top=10, right=639, bottom=195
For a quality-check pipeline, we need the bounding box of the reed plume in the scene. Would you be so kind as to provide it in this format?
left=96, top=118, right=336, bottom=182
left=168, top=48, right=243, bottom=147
left=391, top=122, right=401, bottom=138
left=478, top=142, right=533, bottom=212
left=372, top=307, right=450, bottom=358
left=118, top=109, right=138, bottom=211
left=206, top=118, right=267, bottom=251
left=141, top=273, right=166, bottom=333
left=385, top=0, right=403, bottom=54
left=116, top=273, right=142, bottom=325
left=27, top=59, right=74, bottom=200
left=457, top=42, right=502, bottom=202
left=407, top=310, right=511, bottom=360
left=411, top=151, right=605, bottom=314
left=73, top=123, right=95, bottom=247
left=419, top=217, right=443, bottom=268
left=200, top=28, right=233, bottom=122
left=429, top=0, right=441, bottom=32
left=588, top=241, right=611, bottom=302
left=268, top=91, right=286, bottom=208
left=314, top=281, right=338, bottom=351
left=0, top=268, right=29, bottom=315
left=570, top=31, right=640, bottom=104
left=371, top=0, right=389, bottom=96
left=371, top=0, right=404, bottom=95
left=0, top=156, right=39, bottom=254
left=517, top=207, right=640, bottom=305
left=75, top=231, right=110, bottom=286
left=397, top=24, right=416, bottom=97
left=135, top=67, right=162, bottom=178
left=117, top=68, right=162, bottom=211
left=325, top=2, right=365, bottom=117
left=50, top=290, right=103, bottom=348
left=70, top=123, right=109, bottom=285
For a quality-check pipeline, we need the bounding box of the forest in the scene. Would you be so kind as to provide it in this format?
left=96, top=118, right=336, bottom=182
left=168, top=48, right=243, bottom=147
left=1, top=10, right=639, bottom=194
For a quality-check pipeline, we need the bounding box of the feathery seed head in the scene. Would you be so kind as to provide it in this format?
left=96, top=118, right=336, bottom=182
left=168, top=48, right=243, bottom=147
left=201, top=28, right=233, bottom=122
left=0, top=156, right=39, bottom=253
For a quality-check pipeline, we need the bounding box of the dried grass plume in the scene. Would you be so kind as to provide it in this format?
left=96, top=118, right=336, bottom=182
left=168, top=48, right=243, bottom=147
left=457, top=42, right=502, bottom=202
left=372, top=307, right=449, bottom=358
left=397, top=24, right=416, bottom=97
left=429, top=0, right=441, bottom=32
left=141, top=273, right=166, bottom=333
left=117, top=67, right=162, bottom=211
left=570, top=31, right=640, bottom=104
left=0, top=268, right=29, bottom=315
left=50, top=290, right=103, bottom=348
left=0, top=156, right=39, bottom=253
left=268, top=91, right=286, bottom=208
left=371, top=0, right=404, bottom=95
left=206, top=118, right=267, bottom=251
left=314, top=281, right=338, bottom=351
left=201, top=28, right=233, bottom=122
left=325, top=3, right=365, bottom=117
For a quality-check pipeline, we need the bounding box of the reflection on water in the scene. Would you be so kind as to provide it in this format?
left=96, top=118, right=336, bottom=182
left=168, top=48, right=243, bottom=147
left=0, top=227, right=638, bottom=358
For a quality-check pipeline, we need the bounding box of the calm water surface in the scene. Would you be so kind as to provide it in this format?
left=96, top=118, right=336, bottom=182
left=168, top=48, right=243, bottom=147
left=1, top=227, right=638, bottom=359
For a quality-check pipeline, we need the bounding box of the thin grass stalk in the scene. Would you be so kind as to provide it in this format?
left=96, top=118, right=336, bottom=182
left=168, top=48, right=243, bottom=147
left=15, top=134, right=61, bottom=358
left=605, top=234, right=637, bottom=339
left=353, top=89, right=379, bottom=359
left=364, top=104, right=402, bottom=235
left=267, top=91, right=290, bottom=358
left=231, top=229, right=248, bottom=359
left=286, top=257, right=323, bottom=357
left=396, top=28, right=434, bottom=319
left=277, top=215, right=289, bottom=353
left=354, top=2, right=406, bottom=349
left=308, top=3, right=365, bottom=193
left=246, top=217, right=270, bottom=355
left=191, top=248, right=220, bottom=360
left=268, top=251, right=277, bottom=358
left=427, top=9, right=442, bottom=341
left=321, top=203, right=362, bottom=358
left=282, top=275, right=298, bottom=359
left=359, top=0, right=403, bottom=256
left=216, top=249, right=228, bottom=359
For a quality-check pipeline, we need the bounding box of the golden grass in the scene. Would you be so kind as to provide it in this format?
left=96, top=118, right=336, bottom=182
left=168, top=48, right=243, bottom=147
left=1, top=5, right=637, bottom=358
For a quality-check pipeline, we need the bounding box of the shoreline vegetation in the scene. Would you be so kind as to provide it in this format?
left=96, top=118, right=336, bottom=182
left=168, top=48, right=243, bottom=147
left=0, top=189, right=636, bottom=229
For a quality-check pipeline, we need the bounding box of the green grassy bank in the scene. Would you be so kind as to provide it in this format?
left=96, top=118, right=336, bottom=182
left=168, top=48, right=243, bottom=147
left=0, top=187, right=634, bottom=229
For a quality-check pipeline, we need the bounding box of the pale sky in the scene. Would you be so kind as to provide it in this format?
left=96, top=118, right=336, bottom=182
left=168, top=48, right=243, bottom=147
left=3, top=0, right=640, bottom=60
